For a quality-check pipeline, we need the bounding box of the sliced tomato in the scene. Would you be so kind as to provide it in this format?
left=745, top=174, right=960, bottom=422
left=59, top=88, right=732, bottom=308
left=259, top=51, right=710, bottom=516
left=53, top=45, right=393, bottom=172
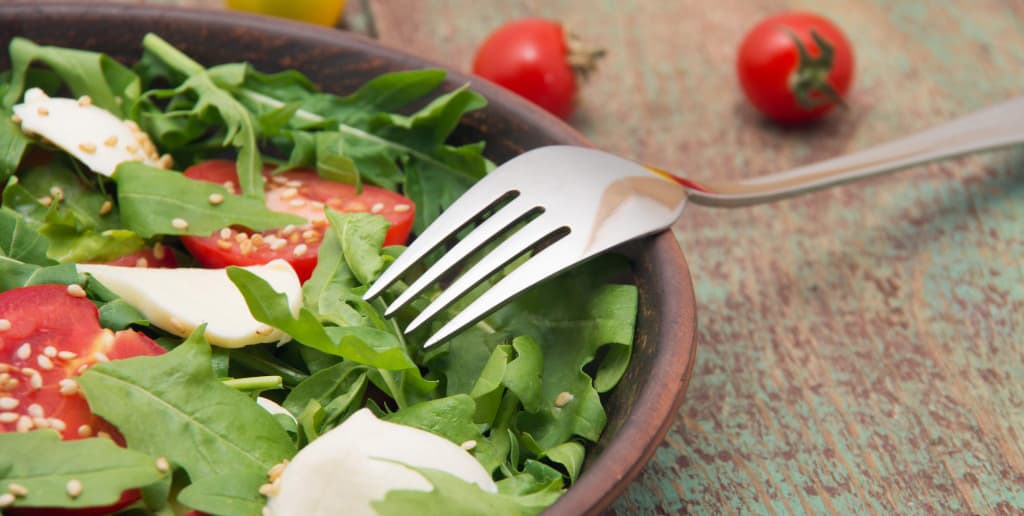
left=96, top=244, right=178, bottom=268
left=0, top=284, right=165, bottom=515
left=180, top=160, right=416, bottom=281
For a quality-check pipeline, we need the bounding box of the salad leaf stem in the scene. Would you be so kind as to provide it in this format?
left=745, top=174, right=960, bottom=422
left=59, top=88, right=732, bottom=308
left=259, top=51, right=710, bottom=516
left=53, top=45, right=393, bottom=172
left=230, top=350, right=309, bottom=387
left=222, top=375, right=283, bottom=392
left=141, top=33, right=204, bottom=77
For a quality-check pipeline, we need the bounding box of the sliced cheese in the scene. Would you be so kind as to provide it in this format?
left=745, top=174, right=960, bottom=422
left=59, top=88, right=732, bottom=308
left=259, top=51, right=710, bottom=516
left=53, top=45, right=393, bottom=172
left=13, top=88, right=165, bottom=176
left=266, top=408, right=497, bottom=516
left=77, top=259, right=300, bottom=348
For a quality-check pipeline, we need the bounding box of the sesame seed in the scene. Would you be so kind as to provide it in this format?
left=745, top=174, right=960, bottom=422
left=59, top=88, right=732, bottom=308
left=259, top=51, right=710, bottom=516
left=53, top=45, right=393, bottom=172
left=77, top=424, right=93, bottom=437
left=43, top=346, right=57, bottom=358
left=282, top=224, right=297, bottom=235
left=97, top=431, right=112, bottom=440
left=169, top=318, right=187, bottom=334
left=48, top=418, right=66, bottom=431
left=8, top=483, right=28, bottom=497
left=219, top=228, right=233, bottom=239
left=208, top=193, right=224, bottom=205
left=125, top=144, right=138, bottom=154
left=258, top=483, right=277, bottom=496
left=92, top=351, right=110, bottom=363
left=104, top=135, right=118, bottom=147
left=59, top=378, right=79, bottom=395
left=66, top=479, right=82, bottom=498
left=15, top=415, right=32, bottom=432
left=0, top=493, right=14, bottom=507
left=280, top=187, right=298, bottom=200
left=58, top=350, right=77, bottom=360
left=270, top=239, right=287, bottom=251
left=78, top=142, right=97, bottom=154
left=239, top=240, right=253, bottom=255
left=134, top=257, right=148, bottom=268
left=66, top=284, right=87, bottom=298
left=371, top=202, right=384, bottom=213
left=153, top=243, right=166, bottom=260
left=32, top=417, right=49, bottom=428
left=171, top=218, right=189, bottom=230
left=288, top=233, right=301, bottom=244
left=0, top=319, right=10, bottom=331
left=267, top=460, right=288, bottom=481
left=0, top=398, right=17, bottom=410
left=49, top=186, right=64, bottom=200
left=285, top=180, right=302, bottom=188
left=0, top=412, right=18, bottom=423
left=124, top=120, right=140, bottom=131
left=36, top=355, right=54, bottom=370
left=0, top=373, right=7, bottom=384
left=97, top=330, right=115, bottom=350
left=250, top=234, right=265, bottom=247
left=155, top=456, right=170, bottom=473
left=37, top=106, right=49, bottom=116
left=301, top=229, right=318, bottom=241
left=272, top=176, right=288, bottom=185
left=158, top=154, right=173, bottom=169
left=76, top=364, right=89, bottom=375
left=15, top=343, right=31, bottom=360
left=217, top=240, right=233, bottom=250
left=460, top=439, right=477, bottom=451
left=554, top=391, right=574, bottom=408
left=38, top=196, right=53, bottom=207
left=394, top=204, right=411, bottom=212
left=234, top=232, right=249, bottom=243
left=293, top=244, right=308, bottom=257
left=289, top=199, right=306, bottom=208
left=77, top=95, right=93, bottom=107
left=99, top=200, right=113, bottom=216
left=26, top=404, right=43, bottom=418
left=10, top=114, right=21, bottom=124
left=4, top=379, right=18, bottom=391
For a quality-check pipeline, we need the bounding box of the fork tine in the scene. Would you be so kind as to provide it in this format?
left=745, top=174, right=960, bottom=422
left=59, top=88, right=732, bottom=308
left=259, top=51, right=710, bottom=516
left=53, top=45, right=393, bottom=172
left=383, top=197, right=538, bottom=317
left=403, top=215, right=566, bottom=334
left=421, top=237, right=577, bottom=348
left=363, top=184, right=519, bottom=301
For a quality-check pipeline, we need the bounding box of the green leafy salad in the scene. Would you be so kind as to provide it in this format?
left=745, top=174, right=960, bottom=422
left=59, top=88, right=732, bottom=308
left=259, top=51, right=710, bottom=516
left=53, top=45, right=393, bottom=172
left=0, top=34, right=638, bottom=515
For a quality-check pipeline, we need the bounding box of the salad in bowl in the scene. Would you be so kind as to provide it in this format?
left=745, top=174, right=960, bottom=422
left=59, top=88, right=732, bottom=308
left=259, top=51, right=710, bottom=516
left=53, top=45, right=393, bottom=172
left=0, top=31, right=641, bottom=515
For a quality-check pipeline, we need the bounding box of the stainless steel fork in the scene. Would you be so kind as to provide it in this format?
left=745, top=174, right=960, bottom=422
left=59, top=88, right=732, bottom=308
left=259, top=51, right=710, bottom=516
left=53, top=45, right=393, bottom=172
left=363, top=96, right=1024, bottom=348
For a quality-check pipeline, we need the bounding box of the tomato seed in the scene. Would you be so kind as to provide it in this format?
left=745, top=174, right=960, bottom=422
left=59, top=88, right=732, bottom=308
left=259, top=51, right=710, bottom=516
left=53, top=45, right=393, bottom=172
left=217, top=240, right=233, bottom=250
left=36, top=355, right=54, bottom=370
left=26, top=404, right=43, bottom=418
left=0, top=319, right=10, bottom=331
left=92, top=351, right=110, bottom=363
left=48, top=418, right=67, bottom=432
left=15, top=343, right=30, bottom=360
left=0, top=398, right=17, bottom=410
left=57, top=350, right=77, bottom=360
left=15, top=415, right=32, bottom=432
left=43, top=346, right=57, bottom=358
left=0, top=412, right=18, bottom=423
left=293, top=244, right=308, bottom=257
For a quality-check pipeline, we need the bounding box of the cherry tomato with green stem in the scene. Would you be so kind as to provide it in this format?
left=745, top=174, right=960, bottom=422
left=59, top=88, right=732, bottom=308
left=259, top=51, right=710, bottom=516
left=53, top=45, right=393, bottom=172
left=737, top=12, right=854, bottom=123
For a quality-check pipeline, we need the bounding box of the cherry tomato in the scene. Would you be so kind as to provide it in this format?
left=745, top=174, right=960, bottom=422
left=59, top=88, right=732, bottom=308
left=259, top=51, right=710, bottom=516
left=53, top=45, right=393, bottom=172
left=95, top=245, right=178, bottom=268
left=473, top=19, right=580, bottom=118
left=179, top=160, right=416, bottom=281
left=0, top=284, right=166, bottom=515
left=737, top=12, right=854, bottom=123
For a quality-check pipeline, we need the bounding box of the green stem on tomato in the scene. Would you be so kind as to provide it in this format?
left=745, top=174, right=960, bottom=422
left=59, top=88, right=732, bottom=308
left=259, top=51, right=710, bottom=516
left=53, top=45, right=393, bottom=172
left=221, top=375, right=283, bottom=392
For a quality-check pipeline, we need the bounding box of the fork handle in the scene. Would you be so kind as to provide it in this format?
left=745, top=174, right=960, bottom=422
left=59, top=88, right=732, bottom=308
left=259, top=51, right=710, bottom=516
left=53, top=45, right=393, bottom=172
left=685, top=97, right=1024, bottom=207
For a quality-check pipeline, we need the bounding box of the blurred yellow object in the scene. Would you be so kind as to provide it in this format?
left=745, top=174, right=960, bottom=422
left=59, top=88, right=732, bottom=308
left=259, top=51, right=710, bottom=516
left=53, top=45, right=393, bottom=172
left=226, top=0, right=347, bottom=27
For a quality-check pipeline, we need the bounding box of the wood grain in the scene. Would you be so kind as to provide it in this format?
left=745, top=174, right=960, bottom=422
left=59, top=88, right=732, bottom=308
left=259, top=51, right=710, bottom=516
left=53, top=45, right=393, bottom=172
left=360, top=1, right=1024, bottom=514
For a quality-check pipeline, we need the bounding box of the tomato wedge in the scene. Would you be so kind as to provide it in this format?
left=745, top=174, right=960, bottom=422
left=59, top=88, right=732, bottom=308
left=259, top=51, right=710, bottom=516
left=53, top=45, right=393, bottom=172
left=0, top=284, right=165, bottom=515
left=95, top=244, right=178, bottom=268
left=180, top=160, right=416, bottom=281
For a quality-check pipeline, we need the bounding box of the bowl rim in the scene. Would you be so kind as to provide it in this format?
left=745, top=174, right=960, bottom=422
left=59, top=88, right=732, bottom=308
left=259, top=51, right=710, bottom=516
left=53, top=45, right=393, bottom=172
left=0, top=3, right=699, bottom=514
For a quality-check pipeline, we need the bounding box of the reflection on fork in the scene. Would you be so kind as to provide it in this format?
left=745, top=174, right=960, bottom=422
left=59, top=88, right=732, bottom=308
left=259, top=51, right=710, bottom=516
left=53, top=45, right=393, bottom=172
left=363, top=96, right=1024, bottom=347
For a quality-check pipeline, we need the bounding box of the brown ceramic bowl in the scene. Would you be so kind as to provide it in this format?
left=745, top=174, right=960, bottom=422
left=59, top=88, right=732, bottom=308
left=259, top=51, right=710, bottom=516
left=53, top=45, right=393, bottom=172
left=0, top=3, right=698, bottom=514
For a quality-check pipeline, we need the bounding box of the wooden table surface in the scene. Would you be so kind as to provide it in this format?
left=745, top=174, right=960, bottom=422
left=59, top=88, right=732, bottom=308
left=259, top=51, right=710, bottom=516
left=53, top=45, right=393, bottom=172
left=54, top=0, right=1024, bottom=513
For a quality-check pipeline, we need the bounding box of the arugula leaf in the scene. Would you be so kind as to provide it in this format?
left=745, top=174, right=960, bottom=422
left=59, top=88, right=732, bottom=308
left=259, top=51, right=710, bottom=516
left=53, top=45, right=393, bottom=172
left=372, top=466, right=548, bottom=516
left=4, top=37, right=140, bottom=115
left=0, top=113, right=29, bottom=180
left=0, top=206, right=53, bottom=265
left=141, top=35, right=263, bottom=198
left=282, top=360, right=367, bottom=417
left=177, top=470, right=266, bottom=516
left=542, top=441, right=585, bottom=484
left=503, top=336, right=544, bottom=413
left=76, top=327, right=296, bottom=482
left=0, top=431, right=166, bottom=509
left=114, top=162, right=303, bottom=238
left=327, top=209, right=389, bottom=285
left=0, top=258, right=77, bottom=291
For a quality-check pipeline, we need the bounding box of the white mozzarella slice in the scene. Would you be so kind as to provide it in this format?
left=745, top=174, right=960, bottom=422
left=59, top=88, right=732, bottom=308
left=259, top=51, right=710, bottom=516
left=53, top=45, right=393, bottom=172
left=13, top=87, right=166, bottom=176
left=77, top=259, right=301, bottom=348
left=266, top=408, right=497, bottom=516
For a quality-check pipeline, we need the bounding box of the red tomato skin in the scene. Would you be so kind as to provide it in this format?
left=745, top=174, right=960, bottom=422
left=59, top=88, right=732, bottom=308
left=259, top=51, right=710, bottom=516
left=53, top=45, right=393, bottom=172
left=473, top=18, right=577, bottom=118
left=180, top=161, right=415, bottom=282
left=737, top=12, right=854, bottom=123
left=96, top=245, right=178, bottom=268
left=0, top=285, right=165, bottom=516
